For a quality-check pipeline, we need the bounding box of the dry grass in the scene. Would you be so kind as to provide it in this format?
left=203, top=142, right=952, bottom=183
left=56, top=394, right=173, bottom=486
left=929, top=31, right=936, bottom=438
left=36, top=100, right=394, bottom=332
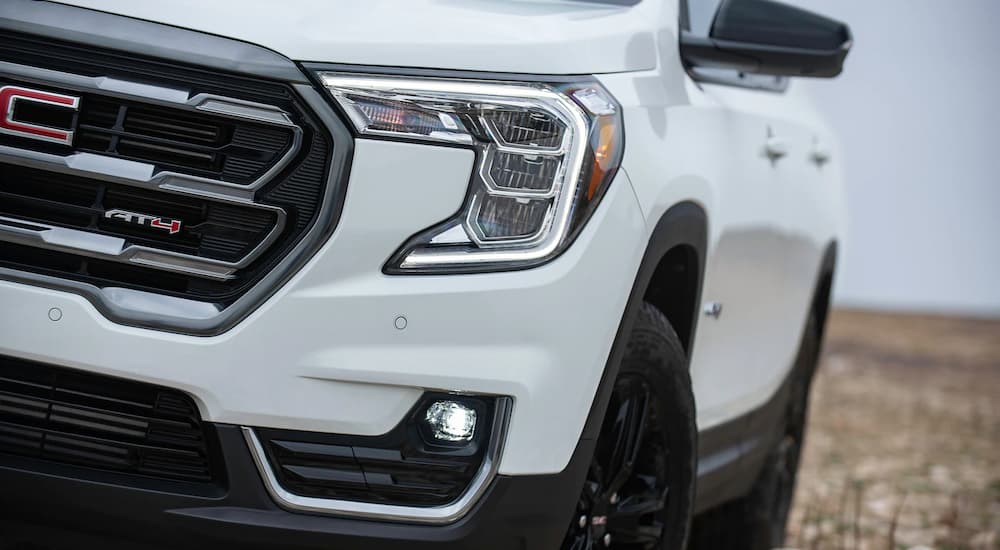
left=785, top=309, right=1000, bottom=550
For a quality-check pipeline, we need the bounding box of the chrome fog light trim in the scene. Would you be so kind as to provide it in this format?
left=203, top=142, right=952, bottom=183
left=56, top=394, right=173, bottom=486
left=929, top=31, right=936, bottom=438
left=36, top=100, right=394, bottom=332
left=242, top=397, right=511, bottom=524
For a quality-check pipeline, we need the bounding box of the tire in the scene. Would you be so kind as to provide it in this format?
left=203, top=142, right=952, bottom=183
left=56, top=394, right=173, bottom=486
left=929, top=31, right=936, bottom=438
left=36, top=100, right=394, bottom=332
left=563, top=302, right=697, bottom=549
left=688, top=312, right=821, bottom=550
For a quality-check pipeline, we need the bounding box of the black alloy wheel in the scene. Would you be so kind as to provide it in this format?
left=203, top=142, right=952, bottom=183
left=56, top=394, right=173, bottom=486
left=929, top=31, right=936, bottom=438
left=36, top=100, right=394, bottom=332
left=563, top=303, right=697, bottom=549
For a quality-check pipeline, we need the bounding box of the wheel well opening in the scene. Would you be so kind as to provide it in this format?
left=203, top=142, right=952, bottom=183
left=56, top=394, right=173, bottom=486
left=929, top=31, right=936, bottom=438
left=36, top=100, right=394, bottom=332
left=812, top=270, right=834, bottom=342
left=811, top=243, right=837, bottom=343
left=643, top=245, right=700, bottom=354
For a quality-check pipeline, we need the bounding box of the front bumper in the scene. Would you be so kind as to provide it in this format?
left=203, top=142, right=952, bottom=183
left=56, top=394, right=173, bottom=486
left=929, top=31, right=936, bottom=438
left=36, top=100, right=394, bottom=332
left=0, top=424, right=596, bottom=550
left=0, top=146, right=643, bottom=546
left=0, top=143, right=645, bottom=478
left=0, top=121, right=645, bottom=547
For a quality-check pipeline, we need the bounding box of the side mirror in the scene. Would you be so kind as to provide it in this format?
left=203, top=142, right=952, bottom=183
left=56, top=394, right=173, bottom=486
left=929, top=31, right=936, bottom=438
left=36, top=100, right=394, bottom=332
left=681, top=0, right=852, bottom=78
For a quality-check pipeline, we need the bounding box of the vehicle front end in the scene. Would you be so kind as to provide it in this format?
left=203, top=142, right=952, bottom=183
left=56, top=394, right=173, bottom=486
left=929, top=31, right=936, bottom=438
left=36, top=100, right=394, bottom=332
left=0, top=1, right=661, bottom=548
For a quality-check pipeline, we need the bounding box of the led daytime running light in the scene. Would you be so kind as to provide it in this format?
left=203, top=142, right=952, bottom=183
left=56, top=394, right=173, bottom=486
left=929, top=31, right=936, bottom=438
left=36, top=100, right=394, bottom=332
left=318, top=72, right=622, bottom=273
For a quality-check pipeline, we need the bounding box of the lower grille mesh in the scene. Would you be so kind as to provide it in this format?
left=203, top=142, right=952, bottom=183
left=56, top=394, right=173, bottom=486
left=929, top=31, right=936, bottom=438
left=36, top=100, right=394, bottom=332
left=0, top=355, right=218, bottom=484
left=263, top=434, right=478, bottom=505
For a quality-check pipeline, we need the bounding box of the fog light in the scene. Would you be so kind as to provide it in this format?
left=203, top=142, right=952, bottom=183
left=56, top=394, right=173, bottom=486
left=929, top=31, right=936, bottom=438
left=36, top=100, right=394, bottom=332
left=424, top=400, right=477, bottom=442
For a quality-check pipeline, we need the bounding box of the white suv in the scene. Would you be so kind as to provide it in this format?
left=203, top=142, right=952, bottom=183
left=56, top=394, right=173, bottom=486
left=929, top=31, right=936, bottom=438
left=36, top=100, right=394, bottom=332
left=0, top=0, right=850, bottom=548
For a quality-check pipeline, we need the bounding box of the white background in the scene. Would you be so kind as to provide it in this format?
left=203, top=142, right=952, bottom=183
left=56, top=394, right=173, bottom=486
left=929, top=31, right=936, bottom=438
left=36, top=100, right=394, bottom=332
left=691, top=0, right=1000, bottom=317
left=795, top=0, right=1000, bottom=317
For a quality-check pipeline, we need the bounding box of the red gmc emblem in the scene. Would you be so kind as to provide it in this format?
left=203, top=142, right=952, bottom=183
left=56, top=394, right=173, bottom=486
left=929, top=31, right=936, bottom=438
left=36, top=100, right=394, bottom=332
left=0, top=85, right=80, bottom=146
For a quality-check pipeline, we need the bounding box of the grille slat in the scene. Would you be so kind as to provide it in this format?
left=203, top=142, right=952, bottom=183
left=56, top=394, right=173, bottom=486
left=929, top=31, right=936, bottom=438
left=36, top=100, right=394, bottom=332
left=117, top=137, right=218, bottom=170
left=0, top=198, right=96, bottom=228
left=0, top=388, right=199, bottom=443
left=72, top=99, right=290, bottom=185
left=77, top=124, right=223, bottom=154
left=265, top=435, right=475, bottom=504
left=0, top=356, right=217, bottom=484
left=125, top=109, right=223, bottom=144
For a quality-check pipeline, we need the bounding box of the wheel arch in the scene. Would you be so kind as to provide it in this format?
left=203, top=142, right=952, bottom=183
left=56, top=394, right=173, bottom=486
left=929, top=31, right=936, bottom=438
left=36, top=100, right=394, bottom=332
left=581, top=200, right=708, bottom=440
left=811, top=241, right=837, bottom=346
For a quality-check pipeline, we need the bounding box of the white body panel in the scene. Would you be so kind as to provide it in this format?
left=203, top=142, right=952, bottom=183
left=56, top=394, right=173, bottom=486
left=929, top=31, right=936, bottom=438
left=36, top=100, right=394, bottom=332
left=596, top=10, right=842, bottom=431
left=3, top=0, right=845, bottom=478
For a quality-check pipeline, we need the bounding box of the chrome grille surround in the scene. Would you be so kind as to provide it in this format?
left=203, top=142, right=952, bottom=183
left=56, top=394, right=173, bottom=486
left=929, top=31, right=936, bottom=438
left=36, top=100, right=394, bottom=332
left=0, top=26, right=353, bottom=335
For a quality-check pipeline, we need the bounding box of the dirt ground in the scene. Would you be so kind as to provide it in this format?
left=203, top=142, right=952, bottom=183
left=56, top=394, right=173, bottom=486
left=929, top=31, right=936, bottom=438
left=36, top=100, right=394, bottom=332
left=785, top=309, right=1000, bottom=550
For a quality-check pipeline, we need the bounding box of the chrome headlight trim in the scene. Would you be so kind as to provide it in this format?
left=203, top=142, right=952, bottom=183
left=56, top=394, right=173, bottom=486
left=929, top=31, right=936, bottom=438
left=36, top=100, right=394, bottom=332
left=315, top=71, right=623, bottom=274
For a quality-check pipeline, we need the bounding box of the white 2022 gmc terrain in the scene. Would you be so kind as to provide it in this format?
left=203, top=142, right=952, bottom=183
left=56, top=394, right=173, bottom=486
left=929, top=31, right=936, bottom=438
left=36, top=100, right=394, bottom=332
left=0, top=0, right=851, bottom=548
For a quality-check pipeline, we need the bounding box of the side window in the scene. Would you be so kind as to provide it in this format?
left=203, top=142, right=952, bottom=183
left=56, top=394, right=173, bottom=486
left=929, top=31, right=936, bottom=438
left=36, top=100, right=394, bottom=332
left=683, top=0, right=723, bottom=35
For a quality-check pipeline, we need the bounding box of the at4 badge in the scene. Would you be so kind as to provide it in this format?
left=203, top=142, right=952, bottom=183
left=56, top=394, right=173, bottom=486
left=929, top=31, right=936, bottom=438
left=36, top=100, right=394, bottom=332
left=104, top=209, right=183, bottom=235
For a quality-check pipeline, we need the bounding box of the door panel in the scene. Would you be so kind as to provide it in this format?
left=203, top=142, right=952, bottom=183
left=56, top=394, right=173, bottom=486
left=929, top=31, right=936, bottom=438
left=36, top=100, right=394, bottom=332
left=759, top=85, right=835, bottom=393
left=686, top=82, right=795, bottom=430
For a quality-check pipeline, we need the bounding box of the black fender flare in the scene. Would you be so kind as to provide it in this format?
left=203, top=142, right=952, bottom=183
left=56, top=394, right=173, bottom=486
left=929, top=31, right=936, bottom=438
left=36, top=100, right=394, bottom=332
left=581, top=201, right=708, bottom=439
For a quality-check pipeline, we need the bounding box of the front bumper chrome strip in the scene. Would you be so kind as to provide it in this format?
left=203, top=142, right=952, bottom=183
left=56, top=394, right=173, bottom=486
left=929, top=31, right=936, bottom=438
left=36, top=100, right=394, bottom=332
left=242, top=398, right=512, bottom=524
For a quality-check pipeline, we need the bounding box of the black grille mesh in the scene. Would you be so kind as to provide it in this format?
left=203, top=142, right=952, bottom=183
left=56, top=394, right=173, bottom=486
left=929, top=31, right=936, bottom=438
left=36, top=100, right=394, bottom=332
left=0, top=355, right=218, bottom=484
left=74, top=96, right=293, bottom=185
left=263, top=435, right=480, bottom=506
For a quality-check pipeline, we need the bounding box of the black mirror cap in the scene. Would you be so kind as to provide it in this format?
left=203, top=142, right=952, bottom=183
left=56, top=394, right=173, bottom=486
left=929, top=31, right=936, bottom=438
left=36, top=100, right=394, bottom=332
left=681, top=0, right=852, bottom=79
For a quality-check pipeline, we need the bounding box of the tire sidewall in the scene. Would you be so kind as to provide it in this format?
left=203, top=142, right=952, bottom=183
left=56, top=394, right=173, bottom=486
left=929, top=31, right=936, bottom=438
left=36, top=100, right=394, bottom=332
left=618, top=304, right=698, bottom=550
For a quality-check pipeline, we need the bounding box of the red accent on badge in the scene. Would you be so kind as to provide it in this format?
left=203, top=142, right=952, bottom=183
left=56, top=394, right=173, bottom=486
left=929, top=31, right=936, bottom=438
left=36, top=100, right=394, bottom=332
left=150, top=218, right=183, bottom=235
left=104, top=209, right=184, bottom=236
left=0, top=86, right=80, bottom=146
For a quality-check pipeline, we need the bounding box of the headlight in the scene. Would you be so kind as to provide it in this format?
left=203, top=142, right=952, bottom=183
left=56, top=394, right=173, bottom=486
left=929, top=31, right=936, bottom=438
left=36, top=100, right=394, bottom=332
left=317, top=72, right=623, bottom=273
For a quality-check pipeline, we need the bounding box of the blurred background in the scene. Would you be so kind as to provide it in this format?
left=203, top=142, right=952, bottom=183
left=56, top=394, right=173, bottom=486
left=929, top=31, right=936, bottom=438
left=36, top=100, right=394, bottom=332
left=794, top=0, right=1000, bottom=318
left=762, top=1, right=999, bottom=548
left=686, top=1, right=1000, bottom=547
left=688, top=0, right=1000, bottom=316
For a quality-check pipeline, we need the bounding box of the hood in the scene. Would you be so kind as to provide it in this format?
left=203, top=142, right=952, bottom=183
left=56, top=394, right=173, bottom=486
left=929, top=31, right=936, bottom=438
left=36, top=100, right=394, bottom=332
left=49, top=0, right=663, bottom=75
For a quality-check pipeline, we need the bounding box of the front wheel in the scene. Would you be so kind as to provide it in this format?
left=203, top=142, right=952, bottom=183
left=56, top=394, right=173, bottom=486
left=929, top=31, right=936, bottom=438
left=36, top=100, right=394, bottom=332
left=562, top=303, right=697, bottom=549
